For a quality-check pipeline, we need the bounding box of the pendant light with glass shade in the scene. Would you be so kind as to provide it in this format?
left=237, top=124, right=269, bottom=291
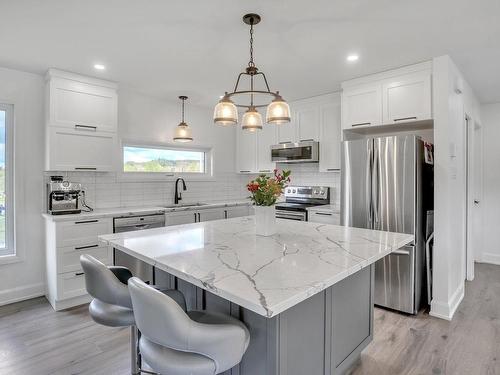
left=173, top=96, right=193, bottom=143
left=213, top=13, right=291, bottom=131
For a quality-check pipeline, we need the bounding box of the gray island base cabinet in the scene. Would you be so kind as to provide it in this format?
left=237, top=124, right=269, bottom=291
left=156, top=264, right=373, bottom=375
left=100, top=217, right=412, bottom=375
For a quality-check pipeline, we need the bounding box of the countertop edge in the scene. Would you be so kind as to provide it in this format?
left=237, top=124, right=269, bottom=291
left=43, top=201, right=252, bottom=222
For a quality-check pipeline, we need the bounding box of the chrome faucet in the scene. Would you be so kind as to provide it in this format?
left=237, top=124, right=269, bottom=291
left=174, top=178, right=187, bottom=205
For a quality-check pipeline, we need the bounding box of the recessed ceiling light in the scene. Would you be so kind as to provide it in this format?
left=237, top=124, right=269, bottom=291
left=94, top=64, right=106, bottom=70
left=346, top=54, right=359, bottom=62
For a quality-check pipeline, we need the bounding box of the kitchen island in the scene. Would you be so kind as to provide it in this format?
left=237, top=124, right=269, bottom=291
left=100, top=216, right=413, bottom=375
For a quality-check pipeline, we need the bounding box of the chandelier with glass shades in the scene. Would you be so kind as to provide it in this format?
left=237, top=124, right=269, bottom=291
left=173, top=95, right=193, bottom=142
left=213, top=13, right=291, bottom=132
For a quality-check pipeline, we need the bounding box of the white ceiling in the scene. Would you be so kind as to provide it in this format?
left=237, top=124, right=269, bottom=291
left=1, top=0, right=499, bottom=106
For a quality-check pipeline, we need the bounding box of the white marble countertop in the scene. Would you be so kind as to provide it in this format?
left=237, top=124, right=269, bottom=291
left=100, top=216, right=413, bottom=318
left=42, top=200, right=251, bottom=222
left=306, top=204, right=340, bottom=213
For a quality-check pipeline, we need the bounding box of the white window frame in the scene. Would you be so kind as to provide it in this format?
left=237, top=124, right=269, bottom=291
left=119, top=140, right=214, bottom=182
left=0, top=103, right=15, bottom=261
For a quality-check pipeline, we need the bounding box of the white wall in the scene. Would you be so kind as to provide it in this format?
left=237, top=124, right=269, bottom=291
left=430, top=56, right=481, bottom=320
left=478, top=103, right=500, bottom=265
left=0, top=67, right=46, bottom=305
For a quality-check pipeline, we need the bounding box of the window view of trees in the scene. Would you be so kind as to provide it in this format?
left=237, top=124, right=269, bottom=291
left=123, top=146, right=205, bottom=173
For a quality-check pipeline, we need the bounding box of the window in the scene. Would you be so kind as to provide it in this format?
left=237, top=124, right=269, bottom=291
left=0, top=104, right=14, bottom=257
left=123, top=144, right=208, bottom=174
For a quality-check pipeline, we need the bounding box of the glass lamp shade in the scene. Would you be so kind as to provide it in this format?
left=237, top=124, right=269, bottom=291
left=266, top=97, right=291, bottom=124
left=213, top=97, right=238, bottom=126
left=173, top=122, right=193, bottom=142
left=241, top=106, right=263, bottom=132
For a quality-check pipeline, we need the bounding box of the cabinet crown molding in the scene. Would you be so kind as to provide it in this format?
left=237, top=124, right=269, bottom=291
left=46, top=68, right=118, bottom=89
left=341, top=61, right=432, bottom=89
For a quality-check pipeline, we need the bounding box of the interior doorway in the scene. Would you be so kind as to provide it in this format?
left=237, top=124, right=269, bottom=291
left=465, top=115, right=482, bottom=281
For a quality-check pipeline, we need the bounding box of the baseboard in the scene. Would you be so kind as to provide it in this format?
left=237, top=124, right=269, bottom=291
left=0, top=282, right=46, bottom=307
left=429, top=282, right=465, bottom=321
left=479, top=252, right=500, bottom=266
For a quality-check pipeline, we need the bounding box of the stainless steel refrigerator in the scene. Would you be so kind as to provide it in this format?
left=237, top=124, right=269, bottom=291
left=341, top=135, right=433, bottom=314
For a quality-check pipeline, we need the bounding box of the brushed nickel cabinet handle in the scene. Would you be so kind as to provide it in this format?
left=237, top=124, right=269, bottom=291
left=75, top=124, right=97, bottom=131
left=326, top=168, right=339, bottom=171
left=75, top=272, right=85, bottom=276
left=393, top=116, right=417, bottom=122
left=239, top=170, right=251, bottom=173
left=314, top=212, right=333, bottom=216
left=351, top=122, right=371, bottom=127
left=75, top=167, right=97, bottom=171
left=74, top=219, right=99, bottom=224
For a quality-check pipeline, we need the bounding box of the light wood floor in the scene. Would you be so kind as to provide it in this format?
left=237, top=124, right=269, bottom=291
left=0, top=263, right=499, bottom=375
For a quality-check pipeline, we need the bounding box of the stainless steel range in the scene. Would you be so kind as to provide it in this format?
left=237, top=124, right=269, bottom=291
left=275, top=185, right=330, bottom=221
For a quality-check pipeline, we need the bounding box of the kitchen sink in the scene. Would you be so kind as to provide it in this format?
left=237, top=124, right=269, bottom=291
left=163, top=203, right=209, bottom=209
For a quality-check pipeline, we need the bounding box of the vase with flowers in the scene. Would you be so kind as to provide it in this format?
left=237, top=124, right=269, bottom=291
left=247, top=169, right=291, bottom=236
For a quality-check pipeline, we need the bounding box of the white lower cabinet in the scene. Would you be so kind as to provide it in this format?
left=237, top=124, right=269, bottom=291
left=198, top=208, right=225, bottom=222
left=166, top=205, right=251, bottom=226
left=307, top=209, right=340, bottom=225
left=46, top=126, right=116, bottom=171
left=45, top=217, right=113, bottom=311
left=225, top=205, right=250, bottom=218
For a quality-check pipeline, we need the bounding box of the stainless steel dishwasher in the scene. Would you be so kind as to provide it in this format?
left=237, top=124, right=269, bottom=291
left=113, top=213, right=165, bottom=284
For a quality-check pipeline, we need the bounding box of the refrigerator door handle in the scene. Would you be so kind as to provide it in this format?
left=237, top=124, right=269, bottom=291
left=374, top=149, right=380, bottom=225
left=366, top=141, right=373, bottom=225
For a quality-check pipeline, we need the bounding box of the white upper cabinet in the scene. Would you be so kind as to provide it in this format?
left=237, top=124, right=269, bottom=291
left=318, top=96, right=342, bottom=172
left=46, top=127, right=116, bottom=172
left=45, top=69, right=118, bottom=171
left=277, top=120, right=296, bottom=144
left=296, top=103, right=321, bottom=142
left=256, top=125, right=277, bottom=173
left=236, top=127, right=257, bottom=173
left=341, top=61, right=433, bottom=130
left=382, top=71, right=432, bottom=124
left=47, top=69, right=117, bottom=133
left=341, top=84, right=382, bottom=129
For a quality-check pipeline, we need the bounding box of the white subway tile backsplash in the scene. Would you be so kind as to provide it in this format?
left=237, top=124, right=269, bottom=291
left=44, top=166, right=341, bottom=210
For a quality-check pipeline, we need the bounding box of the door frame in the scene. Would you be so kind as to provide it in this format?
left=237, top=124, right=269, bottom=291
left=464, top=114, right=476, bottom=281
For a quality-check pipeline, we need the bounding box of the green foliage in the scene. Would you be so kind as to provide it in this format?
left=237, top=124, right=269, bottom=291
left=247, top=169, right=291, bottom=206
left=124, top=158, right=202, bottom=173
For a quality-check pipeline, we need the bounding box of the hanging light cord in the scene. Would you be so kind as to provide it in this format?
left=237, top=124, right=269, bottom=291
left=249, top=21, right=255, bottom=105
left=181, top=97, right=185, bottom=123
left=248, top=22, right=255, bottom=68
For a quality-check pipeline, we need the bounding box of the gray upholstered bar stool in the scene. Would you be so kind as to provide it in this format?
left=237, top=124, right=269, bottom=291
left=80, top=254, right=186, bottom=375
left=128, top=277, right=250, bottom=375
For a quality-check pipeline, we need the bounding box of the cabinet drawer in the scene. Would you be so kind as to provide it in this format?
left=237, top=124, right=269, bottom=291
left=57, top=271, right=87, bottom=300
left=308, top=211, right=340, bottom=225
left=56, top=218, right=112, bottom=247
left=57, top=245, right=111, bottom=273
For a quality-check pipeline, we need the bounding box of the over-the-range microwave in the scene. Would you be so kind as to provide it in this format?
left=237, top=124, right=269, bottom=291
left=271, top=141, right=319, bottom=163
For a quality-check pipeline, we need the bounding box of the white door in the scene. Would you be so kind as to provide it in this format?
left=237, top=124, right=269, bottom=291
left=342, top=84, right=382, bottom=129
left=166, top=211, right=197, bottom=226
left=319, top=99, right=342, bottom=172
left=382, top=72, right=432, bottom=124
left=46, top=127, right=116, bottom=171
left=49, top=78, right=117, bottom=132
left=225, top=206, right=250, bottom=218
left=296, top=104, right=320, bottom=142
left=198, top=208, right=225, bottom=222
left=256, top=125, right=277, bottom=173
left=236, top=128, right=257, bottom=173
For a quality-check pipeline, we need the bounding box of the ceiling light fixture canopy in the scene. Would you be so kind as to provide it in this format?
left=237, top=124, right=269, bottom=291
left=214, top=13, right=291, bottom=131
left=173, top=95, right=193, bottom=143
